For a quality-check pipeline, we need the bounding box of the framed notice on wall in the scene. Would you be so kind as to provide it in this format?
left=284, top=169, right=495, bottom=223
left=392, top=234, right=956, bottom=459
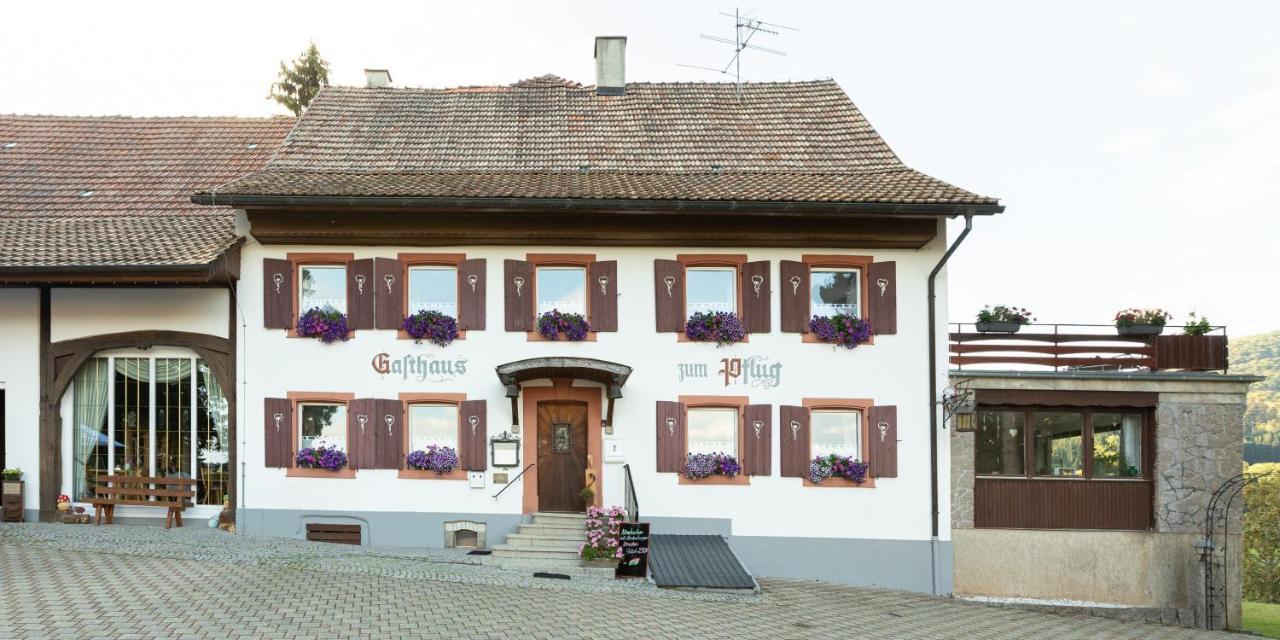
left=615, top=522, right=650, bottom=579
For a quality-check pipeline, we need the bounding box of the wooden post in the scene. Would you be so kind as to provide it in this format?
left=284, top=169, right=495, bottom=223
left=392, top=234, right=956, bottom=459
left=37, top=286, right=56, bottom=521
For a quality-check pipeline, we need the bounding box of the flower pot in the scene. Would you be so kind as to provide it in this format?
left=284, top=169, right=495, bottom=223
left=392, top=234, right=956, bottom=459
left=57, top=502, right=70, bottom=513
left=975, top=321, right=1023, bottom=334
left=582, top=558, right=619, bottom=569
left=1117, top=324, right=1164, bottom=337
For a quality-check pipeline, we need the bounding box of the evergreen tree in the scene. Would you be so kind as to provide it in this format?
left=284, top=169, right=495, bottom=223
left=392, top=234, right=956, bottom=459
left=268, top=42, right=330, bottom=116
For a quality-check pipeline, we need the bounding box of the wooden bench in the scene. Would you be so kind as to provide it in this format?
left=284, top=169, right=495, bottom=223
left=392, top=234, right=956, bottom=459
left=91, top=475, right=196, bottom=529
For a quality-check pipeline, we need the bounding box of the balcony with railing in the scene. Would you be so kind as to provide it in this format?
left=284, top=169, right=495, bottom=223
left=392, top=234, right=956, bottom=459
left=949, top=323, right=1229, bottom=373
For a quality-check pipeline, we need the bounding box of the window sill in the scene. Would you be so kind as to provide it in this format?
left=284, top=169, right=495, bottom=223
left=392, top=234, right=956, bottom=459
left=287, top=468, right=356, bottom=479
left=676, top=334, right=751, bottom=344
left=677, top=474, right=750, bottom=486
left=398, top=469, right=467, bottom=480
left=804, top=476, right=876, bottom=488
left=800, top=333, right=874, bottom=347
left=285, top=330, right=358, bottom=340
left=526, top=331, right=598, bottom=342
left=398, top=330, right=467, bottom=341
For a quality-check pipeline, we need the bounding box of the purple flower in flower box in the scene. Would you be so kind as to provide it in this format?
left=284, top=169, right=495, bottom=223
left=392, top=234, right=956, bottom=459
left=809, top=314, right=872, bottom=350
left=295, top=446, right=348, bottom=472
left=296, top=307, right=351, bottom=343
left=405, top=445, right=459, bottom=474
left=808, top=453, right=868, bottom=484
left=683, top=452, right=741, bottom=480
left=401, top=310, right=459, bottom=347
left=537, top=309, right=590, bottom=341
left=684, top=311, right=746, bottom=347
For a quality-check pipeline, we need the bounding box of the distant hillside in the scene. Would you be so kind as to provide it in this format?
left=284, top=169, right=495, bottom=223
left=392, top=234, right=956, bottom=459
left=1233, top=331, right=1280, bottom=460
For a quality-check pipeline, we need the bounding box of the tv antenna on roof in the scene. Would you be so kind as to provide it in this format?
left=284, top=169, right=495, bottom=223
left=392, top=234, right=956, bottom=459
left=677, top=8, right=797, bottom=99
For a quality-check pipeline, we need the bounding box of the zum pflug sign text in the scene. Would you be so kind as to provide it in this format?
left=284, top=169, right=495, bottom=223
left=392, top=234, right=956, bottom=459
left=677, top=356, right=782, bottom=389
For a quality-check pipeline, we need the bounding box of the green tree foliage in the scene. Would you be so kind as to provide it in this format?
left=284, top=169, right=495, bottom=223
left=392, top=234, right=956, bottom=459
left=1233, top=331, right=1280, bottom=446
left=268, top=42, right=330, bottom=116
left=1245, top=462, right=1280, bottom=603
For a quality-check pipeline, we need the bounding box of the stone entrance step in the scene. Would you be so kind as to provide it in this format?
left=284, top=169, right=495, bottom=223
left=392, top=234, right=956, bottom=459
left=478, top=555, right=616, bottom=578
left=491, top=544, right=582, bottom=561
left=501, top=533, right=582, bottom=550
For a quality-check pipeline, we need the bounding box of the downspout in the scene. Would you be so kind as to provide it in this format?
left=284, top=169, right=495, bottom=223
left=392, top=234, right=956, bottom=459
left=927, top=214, right=973, bottom=595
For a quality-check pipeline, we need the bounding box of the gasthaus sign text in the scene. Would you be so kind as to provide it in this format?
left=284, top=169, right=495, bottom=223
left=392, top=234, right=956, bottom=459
left=372, top=353, right=469, bottom=382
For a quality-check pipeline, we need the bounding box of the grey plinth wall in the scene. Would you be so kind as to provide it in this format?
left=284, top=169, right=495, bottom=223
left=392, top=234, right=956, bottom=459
left=948, top=371, right=1257, bottom=630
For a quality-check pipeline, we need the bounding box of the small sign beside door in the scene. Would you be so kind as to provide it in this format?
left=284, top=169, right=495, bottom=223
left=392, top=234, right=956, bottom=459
left=615, top=522, right=651, bottom=579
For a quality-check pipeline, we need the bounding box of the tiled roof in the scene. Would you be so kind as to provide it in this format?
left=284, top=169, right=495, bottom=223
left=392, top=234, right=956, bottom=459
left=0, top=115, right=293, bottom=267
left=204, top=79, right=998, bottom=206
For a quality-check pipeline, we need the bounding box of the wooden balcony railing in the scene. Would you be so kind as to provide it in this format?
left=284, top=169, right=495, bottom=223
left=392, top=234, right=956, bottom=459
left=949, top=323, right=1228, bottom=372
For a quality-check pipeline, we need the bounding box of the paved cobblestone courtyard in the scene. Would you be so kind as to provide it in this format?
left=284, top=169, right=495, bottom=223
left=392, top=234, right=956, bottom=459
left=0, top=524, right=1237, bottom=639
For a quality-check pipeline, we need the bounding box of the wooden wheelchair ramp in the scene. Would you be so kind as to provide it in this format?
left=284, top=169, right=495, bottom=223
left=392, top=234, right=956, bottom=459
left=649, top=534, right=757, bottom=591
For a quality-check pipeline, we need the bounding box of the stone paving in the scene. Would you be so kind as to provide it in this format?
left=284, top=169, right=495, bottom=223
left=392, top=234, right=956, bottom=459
left=0, top=523, right=1239, bottom=639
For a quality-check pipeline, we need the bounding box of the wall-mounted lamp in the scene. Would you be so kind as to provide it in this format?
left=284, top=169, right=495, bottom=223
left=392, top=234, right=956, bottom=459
left=940, top=382, right=977, bottom=432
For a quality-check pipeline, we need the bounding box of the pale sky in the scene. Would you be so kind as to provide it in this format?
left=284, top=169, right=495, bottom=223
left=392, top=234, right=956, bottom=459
left=4, top=1, right=1277, bottom=335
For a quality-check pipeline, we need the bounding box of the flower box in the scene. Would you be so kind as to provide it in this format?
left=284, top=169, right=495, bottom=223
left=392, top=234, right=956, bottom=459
left=1114, top=308, right=1170, bottom=337
left=810, top=314, right=873, bottom=348
left=684, top=311, right=745, bottom=347
left=537, top=309, right=590, bottom=341
left=1117, top=324, right=1164, bottom=337
left=808, top=454, right=868, bottom=485
left=683, top=452, right=741, bottom=480
left=975, top=321, right=1023, bottom=334
left=401, top=310, right=458, bottom=347
left=296, top=308, right=351, bottom=343
left=975, top=305, right=1034, bottom=333
left=295, top=446, right=349, bottom=472
left=405, top=446, right=459, bottom=475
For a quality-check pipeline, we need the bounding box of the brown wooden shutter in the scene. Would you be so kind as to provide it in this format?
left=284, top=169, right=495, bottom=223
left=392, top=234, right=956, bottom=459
left=867, top=405, right=898, bottom=478
left=459, top=399, right=487, bottom=471
left=653, top=259, right=685, bottom=332
left=740, top=260, right=771, bottom=333
left=742, top=404, right=772, bottom=476
left=503, top=259, right=534, bottom=332
left=779, top=405, right=810, bottom=477
left=588, top=260, right=618, bottom=332
left=347, top=258, right=375, bottom=330
left=374, top=257, right=404, bottom=330
left=262, top=258, right=294, bottom=329
left=655, top=400, right=687, bottom=473
left=780, top=260, right=810, bottom=333
left=347, top=398, right=378, bottom=470
left=457, top=258, right=486, bottom=330
left=263, top=397, right=292, bottom=468
left=374, top=399, right=404, bottom=469
left=868, top=261, right=897, bottom=335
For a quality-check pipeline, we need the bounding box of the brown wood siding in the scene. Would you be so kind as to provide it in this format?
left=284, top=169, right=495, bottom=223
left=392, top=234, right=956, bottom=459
left=779, top=260, right=809, bottom=332
left=459, top=399, right=487, bottom=471
left=347, top=398, right=378, bottom=470
left=373, top=257, right=404, bottom=330
left=740, top=260, right=771, bottom=333
left=1155, top=335, right=1228, bottom=371
left=867, top=405, right=898, bottom=478
left=262, top=258, right=293, bottom=329
left=779, top=405, right=810, bottom=477
left=374, top=398, right=404, bottom=469
left=346, top=258, right=375, bottom=329
left=653, top=259, right=685, bottom=332
left=263, top=397, right=292, bottom=468
left=588, top=260, right=619, bottom=332
left=867, top=261, right=896, bottom=334
left=742, top=404, right=772, bottom=476
left=974, top=389, right=1158, bottom=408
left=974, top=478, right=1153, bottom=530
left=457, top=258, right=486, bottom=330
left=655, top=400, right=686, bottom=472
left=503, top=259, right=534, bottom=332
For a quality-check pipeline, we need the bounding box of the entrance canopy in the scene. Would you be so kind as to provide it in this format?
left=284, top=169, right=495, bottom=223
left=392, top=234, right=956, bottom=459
left=494, top=357, right=633, bottom=427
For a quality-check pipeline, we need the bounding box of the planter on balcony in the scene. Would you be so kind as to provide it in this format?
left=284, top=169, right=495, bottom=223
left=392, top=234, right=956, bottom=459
left=1117, top=324, right=1164, bottom=337
left=975, top=321, right=1024, bottom=334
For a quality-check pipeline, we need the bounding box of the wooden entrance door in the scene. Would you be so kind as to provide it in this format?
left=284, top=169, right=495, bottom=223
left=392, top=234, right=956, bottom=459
left=536, top=401, right=588, bottom=513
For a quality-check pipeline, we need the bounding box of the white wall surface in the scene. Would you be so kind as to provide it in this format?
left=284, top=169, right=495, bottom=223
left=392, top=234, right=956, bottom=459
left=0, top=289, right=41, bottom=510
left=237, top=228, right=951, bottom=542
left=51, top=288, right=228, bottom=342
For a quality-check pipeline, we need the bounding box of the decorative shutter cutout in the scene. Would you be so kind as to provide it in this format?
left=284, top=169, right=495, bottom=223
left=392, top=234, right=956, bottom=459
left=655, top=400, right=687, bottom=473
left=588, top=260, right=619, bottom=332
left=741, top=260, right=771, bottom=333
left=374, top=399, right=404, bottom=469
left=780, top=260, right=810, bottom=333
left=868, top=405, right=898, bottom=478
left=742, top=404, right=772, bottom=476
left=347, top=398, right=378, bottom=470
left=459, top=399, right=487, bottom=471
left=262, top=258, right=293, bottom=329
left=868, top=261, right=897, bottom=335
left=779, top=405, right=810, bottom=477
left=653, top=259, right=685, bottom=332
left=347, top=259, right=375, bottom=330
left=263, top=398, right=292, bottom=468
left=374, top=258, right=404, bottom=330
left=457, top=258, right=486, bottom=330
left=503, top=260, right=534, bottom=332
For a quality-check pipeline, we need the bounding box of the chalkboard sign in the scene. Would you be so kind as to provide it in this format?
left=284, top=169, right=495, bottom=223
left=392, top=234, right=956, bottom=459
left=615, top=522, right=651, bottom=579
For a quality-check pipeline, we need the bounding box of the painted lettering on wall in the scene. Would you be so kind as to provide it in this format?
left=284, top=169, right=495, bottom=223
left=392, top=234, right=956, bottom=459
left=677, top=356, right=782, bottom=389
left=372, top=353, right=469, bottom=382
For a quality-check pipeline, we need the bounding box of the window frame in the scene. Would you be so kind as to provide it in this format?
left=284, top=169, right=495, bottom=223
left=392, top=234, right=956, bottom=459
left=800, top=255, right=872, bottom=345
left=287, top=252, right=355, bottom=339
left=974, top=405, right=1151, bottom=482
left=678, top=395, right=750, bottom=485
left=398, top=392, right=468, bottom=480
left=802, top=397, right=876, bottom=488
left=526, top=253, right=597, bottom=342
left=676, top=254, right=748, bottom=343
left=399, top=253, right=467, bottom=341
left=285, top=391, right=356, bottom=478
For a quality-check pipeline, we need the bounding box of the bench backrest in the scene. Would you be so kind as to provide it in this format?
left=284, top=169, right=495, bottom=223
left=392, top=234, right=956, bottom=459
left=95, top=475, right=196, bottom=502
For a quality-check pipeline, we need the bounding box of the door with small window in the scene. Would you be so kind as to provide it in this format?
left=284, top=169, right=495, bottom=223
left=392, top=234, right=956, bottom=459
left=536, top=401, right=588, bottom=512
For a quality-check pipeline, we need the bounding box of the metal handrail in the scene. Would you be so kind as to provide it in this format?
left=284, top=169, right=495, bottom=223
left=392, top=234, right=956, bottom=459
left=492, top=463, right=535, bottom=500
left=623, top=463, right=639, bottom=523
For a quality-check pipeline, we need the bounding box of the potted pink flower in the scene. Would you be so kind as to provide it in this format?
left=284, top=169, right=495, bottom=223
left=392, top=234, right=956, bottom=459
left=975, top=305, right=1035, bottom=334
left=1114, top=308, right=1172, bottom=336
